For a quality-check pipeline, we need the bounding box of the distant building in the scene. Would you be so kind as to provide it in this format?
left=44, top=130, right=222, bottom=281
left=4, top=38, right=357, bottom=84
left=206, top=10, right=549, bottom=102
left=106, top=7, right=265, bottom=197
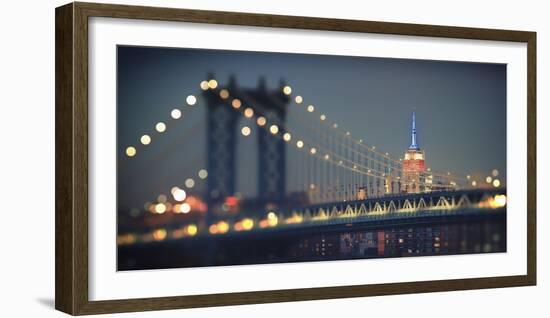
left=357, top=187, right=367, bottom=200
left=402, top=112, right=427, bottom=193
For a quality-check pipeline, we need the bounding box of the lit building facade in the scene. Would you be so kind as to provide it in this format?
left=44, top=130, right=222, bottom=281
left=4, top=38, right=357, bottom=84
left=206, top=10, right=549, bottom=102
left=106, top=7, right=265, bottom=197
left=402, top=112, right=427, bottom=193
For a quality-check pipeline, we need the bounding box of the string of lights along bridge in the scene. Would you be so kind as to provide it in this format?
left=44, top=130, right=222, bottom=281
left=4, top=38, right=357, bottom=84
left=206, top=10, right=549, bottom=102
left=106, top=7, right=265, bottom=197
left=118, top=76, right=506, bottom=245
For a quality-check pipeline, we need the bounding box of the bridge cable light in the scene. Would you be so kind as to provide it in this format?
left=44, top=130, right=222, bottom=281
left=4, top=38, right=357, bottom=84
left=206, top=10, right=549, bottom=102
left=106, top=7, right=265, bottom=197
left=207, top=79, right=218, bottom=89
left=155, top=122, right=166, bottom=133
left=171, top=109, right=182, bottom=119
left=282, top=85, right=292, bottom=95
left=125, top=146, right=136, bottom=157
left=140, top=135, right=151, bottom=145
left=186, top=95, right=197, bottom=106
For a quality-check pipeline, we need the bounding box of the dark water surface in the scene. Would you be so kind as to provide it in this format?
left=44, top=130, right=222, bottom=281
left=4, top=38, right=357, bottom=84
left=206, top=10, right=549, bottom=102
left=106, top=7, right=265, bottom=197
left=118, top=215, right=506, bottom=271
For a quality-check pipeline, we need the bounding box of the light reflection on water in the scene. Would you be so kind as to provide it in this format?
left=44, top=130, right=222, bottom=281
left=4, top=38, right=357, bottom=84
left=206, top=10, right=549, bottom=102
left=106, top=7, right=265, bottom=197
left=290, top=221, right=505, bottom=261
left=118, top=218, right=506, bottom=270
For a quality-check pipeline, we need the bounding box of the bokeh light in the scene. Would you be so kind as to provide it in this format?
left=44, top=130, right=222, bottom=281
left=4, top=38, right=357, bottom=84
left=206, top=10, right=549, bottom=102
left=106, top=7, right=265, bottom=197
left=153, top=229, right=167, bottom=241
left=140, top=135, right=151, bottom=145
left=282, top=85, right=292, bottom=95
left=125, top=146, right=136, bottom=157
left=241, top=126, right=251, bottom=136
left=283, top=133, right=291, bottom=141
left=232, top=99, right=241, bottom=109
left=198, top=169, right=208, bottom=179
left=171, top=109, right=182, bottom=119
left=493, top=194, right=507, bottom=208
left=181, top=203, right=191, bottom=213
left=173, top=189, right=187, bottom=201
left=219, top=89, right=229, bottom=99
left=186, top=95, right=197, bottom=106
left=244, top=108, right=254, bottom=118
left=256, top=116, right=266, bottom=126
left=207, top=79, right=218, bottom=89
left=185, top=178, right=195, bottom=188
left=187, top=224, right=198, bottom=236
left=154, top=203, right=166, bottom=214
left=270, top=125, right=279, bottom=134
left=217, top=221, right=229, bottom=234
left=157, top=194, right=167, bottom=203
left=155, top=122, right=166, bottom=133
left=242, top=218, right=254, bottom=231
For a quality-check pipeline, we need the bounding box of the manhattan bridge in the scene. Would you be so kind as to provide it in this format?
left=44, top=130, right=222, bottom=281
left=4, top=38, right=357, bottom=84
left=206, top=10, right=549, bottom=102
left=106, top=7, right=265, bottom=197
left=117, top=75, right=506, bottom=248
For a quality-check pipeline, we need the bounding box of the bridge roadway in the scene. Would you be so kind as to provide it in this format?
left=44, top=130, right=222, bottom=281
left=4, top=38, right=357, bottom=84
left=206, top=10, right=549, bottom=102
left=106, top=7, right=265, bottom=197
left=208, top=188, right=507, bottom=237
left=117, top=188, right=507, bottom=246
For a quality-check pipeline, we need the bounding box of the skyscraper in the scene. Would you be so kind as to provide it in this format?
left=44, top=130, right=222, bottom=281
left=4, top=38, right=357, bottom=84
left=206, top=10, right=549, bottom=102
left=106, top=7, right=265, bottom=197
left=402, top=112, right=426, bottom=193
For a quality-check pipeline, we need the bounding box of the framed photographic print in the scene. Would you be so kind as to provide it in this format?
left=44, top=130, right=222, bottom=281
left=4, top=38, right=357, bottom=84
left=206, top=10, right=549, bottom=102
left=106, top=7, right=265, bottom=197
left=55, top=2, right=536, bottom=315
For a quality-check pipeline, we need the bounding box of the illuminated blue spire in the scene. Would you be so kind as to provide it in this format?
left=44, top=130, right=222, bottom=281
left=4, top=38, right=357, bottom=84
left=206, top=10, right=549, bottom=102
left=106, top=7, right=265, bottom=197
left=409, top=112, right=419, bottom=149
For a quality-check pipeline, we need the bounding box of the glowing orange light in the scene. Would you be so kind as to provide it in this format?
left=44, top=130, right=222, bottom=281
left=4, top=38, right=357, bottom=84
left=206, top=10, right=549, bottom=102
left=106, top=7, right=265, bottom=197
left=244, top=108, right=254, bottom=118
left=153, top=229, right=167, bottom=241
left=219, top=89, right=229, bottom=99
left=232, top=99, right=241, bottom=109
left=209, top=224, right=219, bottom=234
left=217, top=221, right=229, bottom=234
left=234, top=222, right=243, bottom=231
left=256, top=116, right=266, bottom=126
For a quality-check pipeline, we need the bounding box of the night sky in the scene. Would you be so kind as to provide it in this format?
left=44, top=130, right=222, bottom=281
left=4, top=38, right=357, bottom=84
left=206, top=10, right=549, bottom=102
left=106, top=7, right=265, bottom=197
left=117, top=45, right=506, bottom=211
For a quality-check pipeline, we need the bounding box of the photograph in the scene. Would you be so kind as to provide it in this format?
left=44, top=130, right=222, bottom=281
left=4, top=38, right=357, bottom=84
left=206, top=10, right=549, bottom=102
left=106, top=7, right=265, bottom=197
left=116, top=46, right=507, bottom=270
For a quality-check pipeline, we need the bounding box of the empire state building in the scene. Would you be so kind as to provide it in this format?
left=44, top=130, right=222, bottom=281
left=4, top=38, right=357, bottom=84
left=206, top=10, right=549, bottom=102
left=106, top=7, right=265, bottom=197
left=402, top=112, right=427, bottom=193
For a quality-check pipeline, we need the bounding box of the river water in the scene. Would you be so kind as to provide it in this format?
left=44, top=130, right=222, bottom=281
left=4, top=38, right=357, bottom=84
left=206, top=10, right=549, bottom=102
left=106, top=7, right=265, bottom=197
left=118, top=214, right=506, bottom=271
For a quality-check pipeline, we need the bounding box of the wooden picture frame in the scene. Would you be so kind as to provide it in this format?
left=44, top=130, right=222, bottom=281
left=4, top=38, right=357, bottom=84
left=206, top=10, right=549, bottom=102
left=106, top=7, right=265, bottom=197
left=55, top=2, right=536, bottom=315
